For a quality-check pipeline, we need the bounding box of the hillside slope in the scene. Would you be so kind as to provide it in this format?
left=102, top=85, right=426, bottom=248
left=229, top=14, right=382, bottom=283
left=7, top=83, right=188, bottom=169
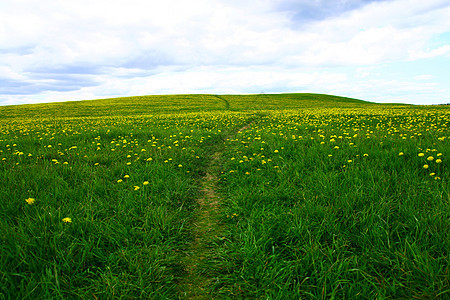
left=0, top=93, right=387, bottom=119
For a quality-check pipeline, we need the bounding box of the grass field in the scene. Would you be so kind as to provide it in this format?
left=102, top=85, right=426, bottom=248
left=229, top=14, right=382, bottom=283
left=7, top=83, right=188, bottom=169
left=0, top=94, right=448, bottom=299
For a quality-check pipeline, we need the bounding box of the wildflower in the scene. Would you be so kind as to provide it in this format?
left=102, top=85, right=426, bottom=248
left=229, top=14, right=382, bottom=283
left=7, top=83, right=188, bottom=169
left=117, top=179, right=123, bottom=183
left=25, top=198, right=35, bottom=205
left=427, top=156, right=434, bottom=161
left=430, top=173, right=436, bottom=176
left=134, top=186, right=140, bottom=191
left=399, top=152, right=404, bottom=156
left=143, top=181, right=149, bottom=185
left=178, top=164, right=183, bottom=168
left=363, top=153, right=368, bottom=157
left=274, top=150, right=279, bottom=153
left=423, top=164, right=429, bottom=169
left=436, top=159, right=442, bottom=164
left=62, top=217, right=72, bottom=223
left=418, top=153, right=424, bottom=157
left=127, top=162, right=131, bottom=165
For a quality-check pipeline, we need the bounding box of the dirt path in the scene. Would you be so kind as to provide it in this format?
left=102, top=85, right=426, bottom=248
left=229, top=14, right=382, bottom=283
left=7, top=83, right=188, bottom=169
left=178, top=121, right=255, bottom=299
left=178, top=152, right=223, bottom=299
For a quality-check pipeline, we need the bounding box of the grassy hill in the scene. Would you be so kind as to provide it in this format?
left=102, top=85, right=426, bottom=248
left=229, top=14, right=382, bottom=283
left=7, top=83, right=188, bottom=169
left=0, top=93, right=448, bottom=299
left=0, top=93, right=389, bottom=119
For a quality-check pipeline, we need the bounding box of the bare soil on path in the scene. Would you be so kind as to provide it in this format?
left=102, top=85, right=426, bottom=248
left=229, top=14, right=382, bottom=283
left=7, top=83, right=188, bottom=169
left=178, top=121, right=255, bottom=299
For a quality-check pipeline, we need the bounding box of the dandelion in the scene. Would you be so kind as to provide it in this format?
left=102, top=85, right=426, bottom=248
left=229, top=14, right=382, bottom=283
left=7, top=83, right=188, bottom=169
left=430, top=173, right=436, bottom=176
left=62, top=217, right=72, bottom=223
left=134, top=186, right=140, bottom=191
left=274, top=150, right=279, bottom=153
left=143, top=181, right=149, bottom=185
left=418, top=153, right=424, bottom=157
left=25, top=198, right=35, bottom=205
left=117, top=179, right=123, bottom=183
left=399, top=152, right=404, bottom=156
left=124, top=175, right=130, bottom=179
left=363, top=153, right=368, bottom=157
left=427, top=156, right=434, bottom=161
left=127, top=162, right=131, bottom=165
left=423, top=164, right=429, bottom=169
left=178, top=164, right=183, bottom=168
left=436, top=159, right=442, bottom=164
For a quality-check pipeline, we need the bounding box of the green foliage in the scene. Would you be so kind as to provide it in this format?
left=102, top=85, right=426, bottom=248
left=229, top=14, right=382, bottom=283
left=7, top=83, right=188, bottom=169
left=0, top=93, right=448, bottom=298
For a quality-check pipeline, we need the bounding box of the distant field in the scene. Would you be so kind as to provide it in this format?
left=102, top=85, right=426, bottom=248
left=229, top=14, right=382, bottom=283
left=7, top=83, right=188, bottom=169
left=0, top=94, right=448, bottom=299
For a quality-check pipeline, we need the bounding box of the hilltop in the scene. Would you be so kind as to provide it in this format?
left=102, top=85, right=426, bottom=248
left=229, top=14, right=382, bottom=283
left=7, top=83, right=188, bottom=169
left=0, top=93, right=391, bottom=119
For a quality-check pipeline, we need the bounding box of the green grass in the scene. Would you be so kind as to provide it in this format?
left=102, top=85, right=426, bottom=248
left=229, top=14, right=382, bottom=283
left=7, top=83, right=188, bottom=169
left=0, top=93, right=448, bottom=299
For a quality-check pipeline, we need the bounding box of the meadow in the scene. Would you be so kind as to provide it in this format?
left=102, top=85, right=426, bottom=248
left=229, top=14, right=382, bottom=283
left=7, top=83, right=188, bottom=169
left=0, top=94, right=448, bottom=299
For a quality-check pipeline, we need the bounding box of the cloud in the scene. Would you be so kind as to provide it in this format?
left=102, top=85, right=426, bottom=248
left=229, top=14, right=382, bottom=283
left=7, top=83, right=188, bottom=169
left=0, top=0, right=449, bottom=105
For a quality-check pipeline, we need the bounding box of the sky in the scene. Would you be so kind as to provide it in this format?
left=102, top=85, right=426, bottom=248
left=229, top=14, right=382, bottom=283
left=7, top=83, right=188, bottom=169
left=0, top=0, right=449, bottom=106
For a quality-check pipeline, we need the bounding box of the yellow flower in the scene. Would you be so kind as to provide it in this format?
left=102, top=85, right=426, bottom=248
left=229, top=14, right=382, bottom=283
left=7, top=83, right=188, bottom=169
left=143, top=181, right=149, bottom=185
left=427, top=156, right=434, bottom=161
left=418, top=153, right=424, bottom=157
left=124, top=175, right=130, bottom=178
left=178, top=164, right=183, bottom=168
left=363, top=153, right=368, bottom=157
left=274, top=150, right=279, bottom=153
left=399, top=152, right=404, bottom=156
left=62, top=217, right=72, bottom=223
left=117, top=179, right=123, bottom=183
left=423, top=164, right=429, bottom=169
left=134, top=186, right=140, bottom=191
left=25, top=198, right=35, bottom=205
left=436, top=159, right=442, bottom=164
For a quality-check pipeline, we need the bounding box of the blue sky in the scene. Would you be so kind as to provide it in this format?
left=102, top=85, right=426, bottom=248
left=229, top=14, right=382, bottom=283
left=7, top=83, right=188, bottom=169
left=0, top=0, right=449, bottom=106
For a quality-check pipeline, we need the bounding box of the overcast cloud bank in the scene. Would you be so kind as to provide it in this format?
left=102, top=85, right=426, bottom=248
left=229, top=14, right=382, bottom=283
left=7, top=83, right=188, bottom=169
left=1, top=0, right=449, bottom=105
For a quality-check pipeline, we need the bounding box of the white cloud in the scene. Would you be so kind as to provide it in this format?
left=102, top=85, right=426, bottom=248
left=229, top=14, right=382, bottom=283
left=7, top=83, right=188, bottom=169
left=0, top=0, right=449, bottom=105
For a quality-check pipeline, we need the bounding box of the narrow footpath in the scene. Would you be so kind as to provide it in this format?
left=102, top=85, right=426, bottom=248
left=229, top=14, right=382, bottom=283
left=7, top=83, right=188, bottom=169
left=178, top=120, right=256, bottom=299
